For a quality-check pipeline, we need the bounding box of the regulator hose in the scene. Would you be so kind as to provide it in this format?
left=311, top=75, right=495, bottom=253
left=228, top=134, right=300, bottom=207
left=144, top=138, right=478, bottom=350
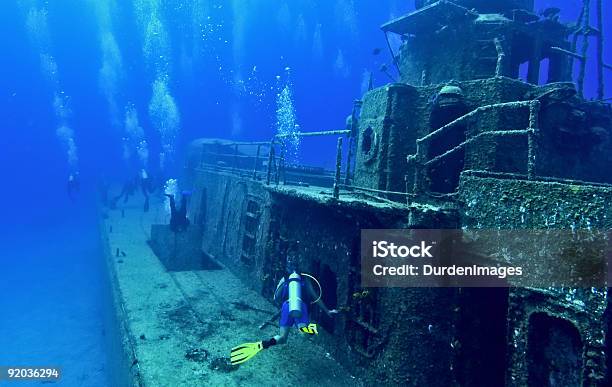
left=301, top=272, right=323, bottom=304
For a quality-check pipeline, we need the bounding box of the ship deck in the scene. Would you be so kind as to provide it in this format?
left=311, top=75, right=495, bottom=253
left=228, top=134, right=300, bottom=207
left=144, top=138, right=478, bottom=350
left=266, top=183, right=408, bottom=210
left=99, top=193, right=361, bottom=386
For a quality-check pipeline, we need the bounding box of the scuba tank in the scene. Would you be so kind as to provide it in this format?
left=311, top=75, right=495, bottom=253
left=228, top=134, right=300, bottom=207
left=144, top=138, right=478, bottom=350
left=287, top=271, right=303, bottom=318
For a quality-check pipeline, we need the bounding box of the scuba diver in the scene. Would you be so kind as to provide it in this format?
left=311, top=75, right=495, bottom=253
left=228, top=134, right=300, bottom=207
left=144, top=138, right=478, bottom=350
left=110, top=175, right=137, bottom=208
left=67, top=172, right=80, bottom=201
left=230, top=255, right=338, bottom=365
left=140, top=168, right=153, bottom=212
left=110, top=169, right=154, bottom=212
left=164, top=191, right=191, bottom=232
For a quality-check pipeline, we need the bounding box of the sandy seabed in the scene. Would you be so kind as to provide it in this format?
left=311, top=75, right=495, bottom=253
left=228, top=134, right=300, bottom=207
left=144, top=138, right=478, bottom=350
left=0, top=205, right=109, bottom=387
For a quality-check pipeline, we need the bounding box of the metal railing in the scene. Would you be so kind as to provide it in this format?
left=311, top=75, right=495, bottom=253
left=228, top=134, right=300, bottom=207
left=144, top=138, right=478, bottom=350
left=265, top=130, right=351, bottom=198
left=197, top=97, right=612, bottom=207
left=198, top=101, right=546, bottom=204
left=198, top=129, right=352, bottom=199
left=199, top=141, right=268, bottom=180
left=196, top=99, right=368, bottom=201
left=407, top=100, right=541, bottom=196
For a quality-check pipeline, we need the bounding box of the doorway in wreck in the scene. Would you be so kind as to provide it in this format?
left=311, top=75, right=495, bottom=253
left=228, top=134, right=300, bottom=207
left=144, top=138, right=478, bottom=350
left=527, top=313, right=583, bottom=387
left=311, top=261, right=338, bottom=334
left=455, top=287, right=510, bottom=386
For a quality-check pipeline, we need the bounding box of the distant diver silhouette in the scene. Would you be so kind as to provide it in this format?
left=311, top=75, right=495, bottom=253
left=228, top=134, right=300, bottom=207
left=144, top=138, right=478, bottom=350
left=67, top=173, right=80, bottom=202
left=165, top=191, right=191, bottom=232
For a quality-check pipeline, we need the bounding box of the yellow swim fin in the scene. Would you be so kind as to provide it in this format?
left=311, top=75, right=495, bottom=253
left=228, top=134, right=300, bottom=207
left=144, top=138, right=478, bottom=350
left=299, top=323, right=319, bottom=335
left=230, top=341, right=264, bottom=365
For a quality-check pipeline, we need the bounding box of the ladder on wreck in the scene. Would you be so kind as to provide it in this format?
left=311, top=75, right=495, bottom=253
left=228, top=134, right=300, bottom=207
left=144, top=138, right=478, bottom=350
left=240, top=195, right=261, bottom=265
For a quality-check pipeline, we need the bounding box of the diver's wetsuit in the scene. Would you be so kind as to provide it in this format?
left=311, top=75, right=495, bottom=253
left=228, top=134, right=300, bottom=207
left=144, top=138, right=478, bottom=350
left=111, top=177, right=137, bottom=208
left=111, top=172, right=153, bottom=212
left=166, top=193, right=190, bottom=232
left=140, top=171, right=153, bottom=212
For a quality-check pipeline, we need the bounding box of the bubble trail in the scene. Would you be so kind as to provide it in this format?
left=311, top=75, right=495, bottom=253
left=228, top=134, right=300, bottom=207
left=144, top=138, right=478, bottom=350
left=22, top=4, right=79, bottom=173
left=275, top=73, right=300, bottom=164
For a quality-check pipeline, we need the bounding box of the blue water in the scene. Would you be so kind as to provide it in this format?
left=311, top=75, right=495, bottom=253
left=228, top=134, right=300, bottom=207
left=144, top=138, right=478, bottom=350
left=0, top=1, right=610, bottom=386
left=0, top=199, right=108, bottom=386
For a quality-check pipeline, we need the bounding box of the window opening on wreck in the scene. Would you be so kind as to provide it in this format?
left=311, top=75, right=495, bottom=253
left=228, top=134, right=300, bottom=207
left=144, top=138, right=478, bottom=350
left=246, top=199, right=259, bottom=214
left=539, top=58, right=550, bottom=85
left=518, top=55, right=551, bottom=85
left=362, top=126, right=374, bottom=154
left=518, top=61, right=529, bottom=83
left=527, top=313, right=583, bottom=387
left=510, top=32, right=535, bottom=82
